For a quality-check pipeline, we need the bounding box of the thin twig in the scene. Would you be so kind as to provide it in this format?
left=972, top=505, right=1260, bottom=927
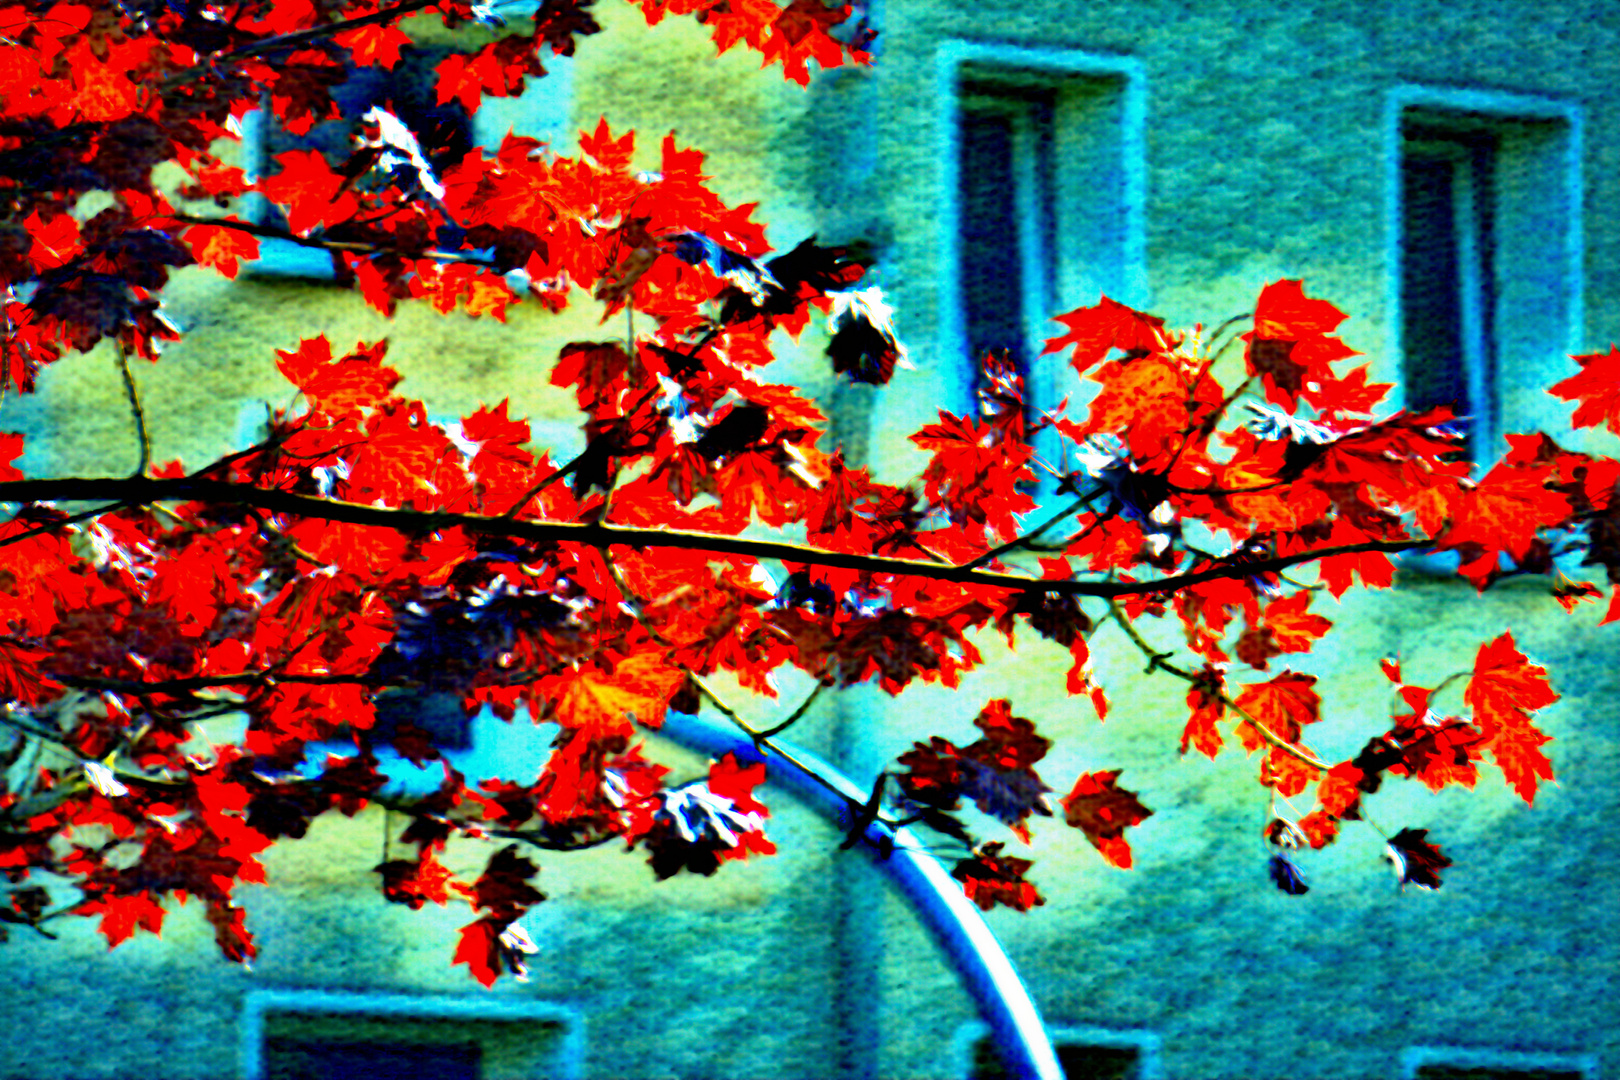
left=116, top=344, right=151, bottom=479
left=171, top=215, right=501, bottom=267
left=1105, top=598, right=1329, bottom=771
left=963, top=492, right=1096, bottom=570
left=749, top=680, right=826, bottom=742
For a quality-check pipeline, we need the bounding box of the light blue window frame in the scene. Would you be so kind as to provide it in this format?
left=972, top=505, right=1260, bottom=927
left=240, top=988, right=586, bottom=1080
left=953, top=1019, right=1164, bottom=1080
left=240, top=53, right=574, bottom=279
left=1383, top=84, right=1584, bottom=459
left=935, top=42, right=1148, bottom=433
left=1398, top=1044, right=1598, bottom=1079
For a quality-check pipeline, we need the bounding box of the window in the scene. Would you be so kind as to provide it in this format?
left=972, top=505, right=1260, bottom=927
left=241, top=989, right=584, bottom=1080
left=953, top=1021, right=1163, bottom=1080
left=937, top=43, right=1146, bottom=465
left=1399, top=1045, right=1598, bottom=1080
left=1388, top=88, right=1582, bottom=461
left=1400, top=128, right=1495, bottom=453
left=241, top=40, right=573, bottom=278
left=371, top=689, right=474, bottom=751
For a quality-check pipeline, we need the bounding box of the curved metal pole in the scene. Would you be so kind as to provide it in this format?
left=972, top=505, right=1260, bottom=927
left=660, top=711, right=1064, bottom=1080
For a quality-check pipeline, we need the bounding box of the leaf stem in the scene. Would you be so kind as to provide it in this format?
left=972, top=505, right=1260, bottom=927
left=116, top=343, right=151, bottom=479
left=1105, top=599, right=1329, bottom=771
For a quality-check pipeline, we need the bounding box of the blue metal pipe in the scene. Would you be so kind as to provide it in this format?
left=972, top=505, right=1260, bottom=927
left=660, top=711, right=1063, bottom=1080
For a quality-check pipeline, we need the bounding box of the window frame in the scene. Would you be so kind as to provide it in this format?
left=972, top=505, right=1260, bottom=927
left=1398, top=1044, right=1598, bottom=1080
left=952, top=1019, right=1164, bottom=1080
left=239, top=49, right=574, bottom=279
left=934, top=41, right=1148, bottom=428
left=1382, top=84, right=1584, bottom=458
left=240, top=988, right=586, bottom=1080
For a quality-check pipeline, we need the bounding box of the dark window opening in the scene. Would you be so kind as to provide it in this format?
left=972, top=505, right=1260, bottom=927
left=368, top=689, right=474, bottom=751
left=971, top=1035, right=1139, bottom=1080
left=265, top=1036, right=481, bottom=1080
left=1415, top=1067, right=1583, bottom=1080
left=958, top=84, right=1057, bottom=403
left=1400, top=122, right=1497, bottom=456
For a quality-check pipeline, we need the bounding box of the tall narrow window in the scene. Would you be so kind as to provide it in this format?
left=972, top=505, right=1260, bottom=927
left=958, top=86, right=1056, bottom=390
left=1400, top=126, right=1496, bottom=454
left=1391, top=92, right=1580, bottom=460
left=970, top=1034, right=1139, bottom=1080
left=942, top=46, right=1142, bottom=485
left=1400, top=1044, right=1598, bottom=1080
left=954, top=1021, right=1162, bottom=1080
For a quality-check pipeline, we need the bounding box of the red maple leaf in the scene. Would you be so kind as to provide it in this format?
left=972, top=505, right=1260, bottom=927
left=951, top=842, right=1046, bottom=912
left=376, top=847, right=455, bottom=910
left=333, top=23, right=413, bottom=69
left=1464, top=633, right=1558, bottom=804
left=1042, top=295, right=1176, bottom=376
left=1549, top=345, right=1620, bottom=434
left=1439, top=462, right=1572, bottom=584
left=183, top=224, right=260, bottom=280
left=1235, top=591, right=1333, bottom=669
left=257, top=150, right=361, bottom=236
left=24, top=210, right=82, bottom=271
left=1181, top=676, right=1225, bottom=759
left=80, top=891, right=167, bottom=948
left=1061, top=770, right=1153, bottom=868
left=1297, top=810, right=1339, bottom=849
left=1244, top=279, right=1360, bottom=410
left=452, top=916, right=505, bottom=988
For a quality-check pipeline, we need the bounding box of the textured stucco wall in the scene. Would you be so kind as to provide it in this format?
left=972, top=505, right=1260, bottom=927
left=2, top=2, right=1618, bottom=1079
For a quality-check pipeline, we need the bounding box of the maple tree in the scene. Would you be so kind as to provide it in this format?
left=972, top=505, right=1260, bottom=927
left=0, top=0, right=1608, bottom=989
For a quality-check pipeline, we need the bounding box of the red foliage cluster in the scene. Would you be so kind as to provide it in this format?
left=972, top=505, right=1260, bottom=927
left=0, top=0, right=1608, bottom=978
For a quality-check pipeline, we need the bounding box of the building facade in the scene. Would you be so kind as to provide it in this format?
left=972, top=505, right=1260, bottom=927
left=2, top=2, right=1618, bottom=1078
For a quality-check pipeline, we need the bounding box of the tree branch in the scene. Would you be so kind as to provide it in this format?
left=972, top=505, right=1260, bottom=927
left=171, top=215, right=501, bottom=267
left=158, top=0, right=440, bottom=91
left=116, top=343, right=150, bottom=479
left=0, top=474, right=1431, bottom=599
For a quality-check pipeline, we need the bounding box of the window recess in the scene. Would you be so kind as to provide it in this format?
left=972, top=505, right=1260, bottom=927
left=954, top=1021, right=1163, bottom=1080
left=1388, top=89, right=1582, bottom=463
left=937, top=42, right=1145, bottom=492
left=241, top=989, right=584, bottom=1080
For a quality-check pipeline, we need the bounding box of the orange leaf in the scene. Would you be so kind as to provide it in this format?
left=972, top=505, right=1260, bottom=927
left=1464, top=632, right=1558, bottom=804
left=1260, top=745, right=1320, bottom=798
left=1489, top=723, right=1556, bottom=805
left=1259, top=591, right=1333, bottom=653
left=546, top=650, right=685, bottom=738
left=1297, top=810, right=1339, bottom=849
left=1233, top=671, right=1320, bottom=749
left=1464, top=632, right=1558, bottom=737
